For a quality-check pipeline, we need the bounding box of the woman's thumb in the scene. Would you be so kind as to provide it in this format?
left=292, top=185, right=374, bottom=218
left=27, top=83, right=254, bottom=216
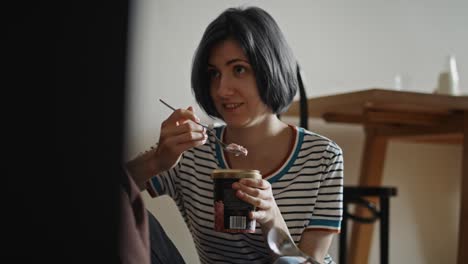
left=186, top=106, right=200, bottom=122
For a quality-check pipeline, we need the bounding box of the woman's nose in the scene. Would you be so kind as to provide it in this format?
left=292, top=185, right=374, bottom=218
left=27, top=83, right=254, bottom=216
left=216, top=75, right=235, bottom=97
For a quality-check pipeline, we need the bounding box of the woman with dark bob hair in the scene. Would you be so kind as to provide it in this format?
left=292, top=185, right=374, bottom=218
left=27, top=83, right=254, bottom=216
left=126, top=6, right=343, bottom=264
left=191, top=7, right=298, bottom=119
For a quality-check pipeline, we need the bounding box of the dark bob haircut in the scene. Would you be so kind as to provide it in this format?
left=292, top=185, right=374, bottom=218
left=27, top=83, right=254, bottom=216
left=191, top=6, right=303, bottom=119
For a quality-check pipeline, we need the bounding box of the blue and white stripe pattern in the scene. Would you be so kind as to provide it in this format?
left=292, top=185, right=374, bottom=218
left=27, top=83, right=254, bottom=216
left=147, top=126, right=343, bottom=264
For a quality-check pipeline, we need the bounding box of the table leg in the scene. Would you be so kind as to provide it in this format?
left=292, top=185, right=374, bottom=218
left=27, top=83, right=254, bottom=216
left=348, top=127, right=388, bottom=264
left=457, top=112, right=468, bottom=264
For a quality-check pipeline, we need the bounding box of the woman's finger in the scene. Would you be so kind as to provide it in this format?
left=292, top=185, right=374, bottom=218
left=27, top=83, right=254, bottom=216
left=249, top=209, right=266, bottom=220
left=233, top=179, right=271, bottom=200
left=163, top=106, right=201, bottom=127
left=238, top=178, right=270, bottom=190
left=161, top=129, right=207, bottom=149
left=168, top=135, right=208, bottom=154
left=172, top=120, right=205, bottom=135
left=160, top=121, right=206, bottom=146
left=235, top=188, right=268, bottom=209
left=233, top=182, right=262, bottom=198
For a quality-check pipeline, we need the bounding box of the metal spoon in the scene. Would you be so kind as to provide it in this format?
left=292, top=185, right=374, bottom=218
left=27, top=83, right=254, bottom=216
left=267, top=227, right=321, bottom=264
left=158, top=99, right=248, bottom=156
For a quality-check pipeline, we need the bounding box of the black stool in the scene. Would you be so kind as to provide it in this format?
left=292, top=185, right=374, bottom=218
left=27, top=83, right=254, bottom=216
left=339, top=186, right=397, bottom=264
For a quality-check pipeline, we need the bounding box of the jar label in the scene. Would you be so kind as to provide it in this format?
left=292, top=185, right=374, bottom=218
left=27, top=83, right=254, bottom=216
left=213, top=178, right=256, bottom=233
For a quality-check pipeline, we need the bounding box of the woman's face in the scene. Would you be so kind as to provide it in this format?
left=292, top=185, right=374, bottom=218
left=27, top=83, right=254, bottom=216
left=208, top=39, right=272, bottom=128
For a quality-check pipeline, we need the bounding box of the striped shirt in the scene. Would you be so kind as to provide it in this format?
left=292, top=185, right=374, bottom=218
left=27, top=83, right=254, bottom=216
left=147, top=126, right=344, bottom=264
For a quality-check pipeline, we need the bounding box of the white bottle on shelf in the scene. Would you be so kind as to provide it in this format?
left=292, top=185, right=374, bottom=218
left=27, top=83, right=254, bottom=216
left=448, top=55, right=460, bottom=95
left=434, top=55, right=460, bottom=96
left=394, top=73, right=402, bottom=91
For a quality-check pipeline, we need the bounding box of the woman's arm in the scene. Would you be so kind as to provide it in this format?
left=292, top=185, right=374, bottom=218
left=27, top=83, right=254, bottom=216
left=125, top=106, right=207, bottom=190
left=232, top=178, right=337, bottom=264
left=298, top=141, right=343, bottom=263
left=125, top=147, right=160, bottom=190
left=299, top=229, right=334, bottom=263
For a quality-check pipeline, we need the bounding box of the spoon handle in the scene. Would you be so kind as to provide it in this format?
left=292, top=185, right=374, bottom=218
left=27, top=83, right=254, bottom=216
left=159, top=99, right=210, bottom=130
left=303, top=257, right=321, bottom=264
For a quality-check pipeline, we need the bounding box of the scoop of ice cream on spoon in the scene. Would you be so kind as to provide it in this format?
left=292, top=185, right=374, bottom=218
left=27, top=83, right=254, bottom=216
left=225, top=143, right=248, bottom=157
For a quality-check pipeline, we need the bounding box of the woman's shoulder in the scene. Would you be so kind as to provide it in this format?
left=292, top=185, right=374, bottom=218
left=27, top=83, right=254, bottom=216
left=295, top=126, right=342, bottom=154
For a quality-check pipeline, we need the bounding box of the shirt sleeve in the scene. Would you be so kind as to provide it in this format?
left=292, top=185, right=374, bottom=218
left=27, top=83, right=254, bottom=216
left=307, top=141, right=344, bottom=233
left=145, top=163, right=181, bottom=199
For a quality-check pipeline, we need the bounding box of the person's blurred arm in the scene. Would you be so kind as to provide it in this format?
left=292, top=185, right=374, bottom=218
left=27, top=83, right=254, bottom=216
left=119, top=169, right=150, bottom=264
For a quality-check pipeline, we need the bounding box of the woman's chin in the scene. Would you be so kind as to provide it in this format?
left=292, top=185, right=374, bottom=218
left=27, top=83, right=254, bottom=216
left=224, top=119, right=249, bottom=128
left=226, top=120, right=261, bottom=129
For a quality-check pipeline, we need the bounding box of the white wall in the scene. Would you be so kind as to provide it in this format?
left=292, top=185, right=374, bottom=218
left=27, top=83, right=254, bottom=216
left=124, top=0, right=467, bottom=263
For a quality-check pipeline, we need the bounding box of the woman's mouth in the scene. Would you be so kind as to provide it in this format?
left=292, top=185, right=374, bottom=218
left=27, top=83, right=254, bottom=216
left=223, top=103, right=243, bottom=110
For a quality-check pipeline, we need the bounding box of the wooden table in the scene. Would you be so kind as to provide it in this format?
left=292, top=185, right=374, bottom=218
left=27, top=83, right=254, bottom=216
left=283, top=88, right=468, bottom=264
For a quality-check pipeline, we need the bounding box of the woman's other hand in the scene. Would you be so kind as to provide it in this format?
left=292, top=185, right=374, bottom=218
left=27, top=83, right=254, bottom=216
left=232, top=178, right=282, bottom=228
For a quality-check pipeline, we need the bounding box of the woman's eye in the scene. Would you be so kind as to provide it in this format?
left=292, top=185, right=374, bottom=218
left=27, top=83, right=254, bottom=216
left=208, top=69, right=220, bottom=79
left=234, top=66, right=246, bottom=75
